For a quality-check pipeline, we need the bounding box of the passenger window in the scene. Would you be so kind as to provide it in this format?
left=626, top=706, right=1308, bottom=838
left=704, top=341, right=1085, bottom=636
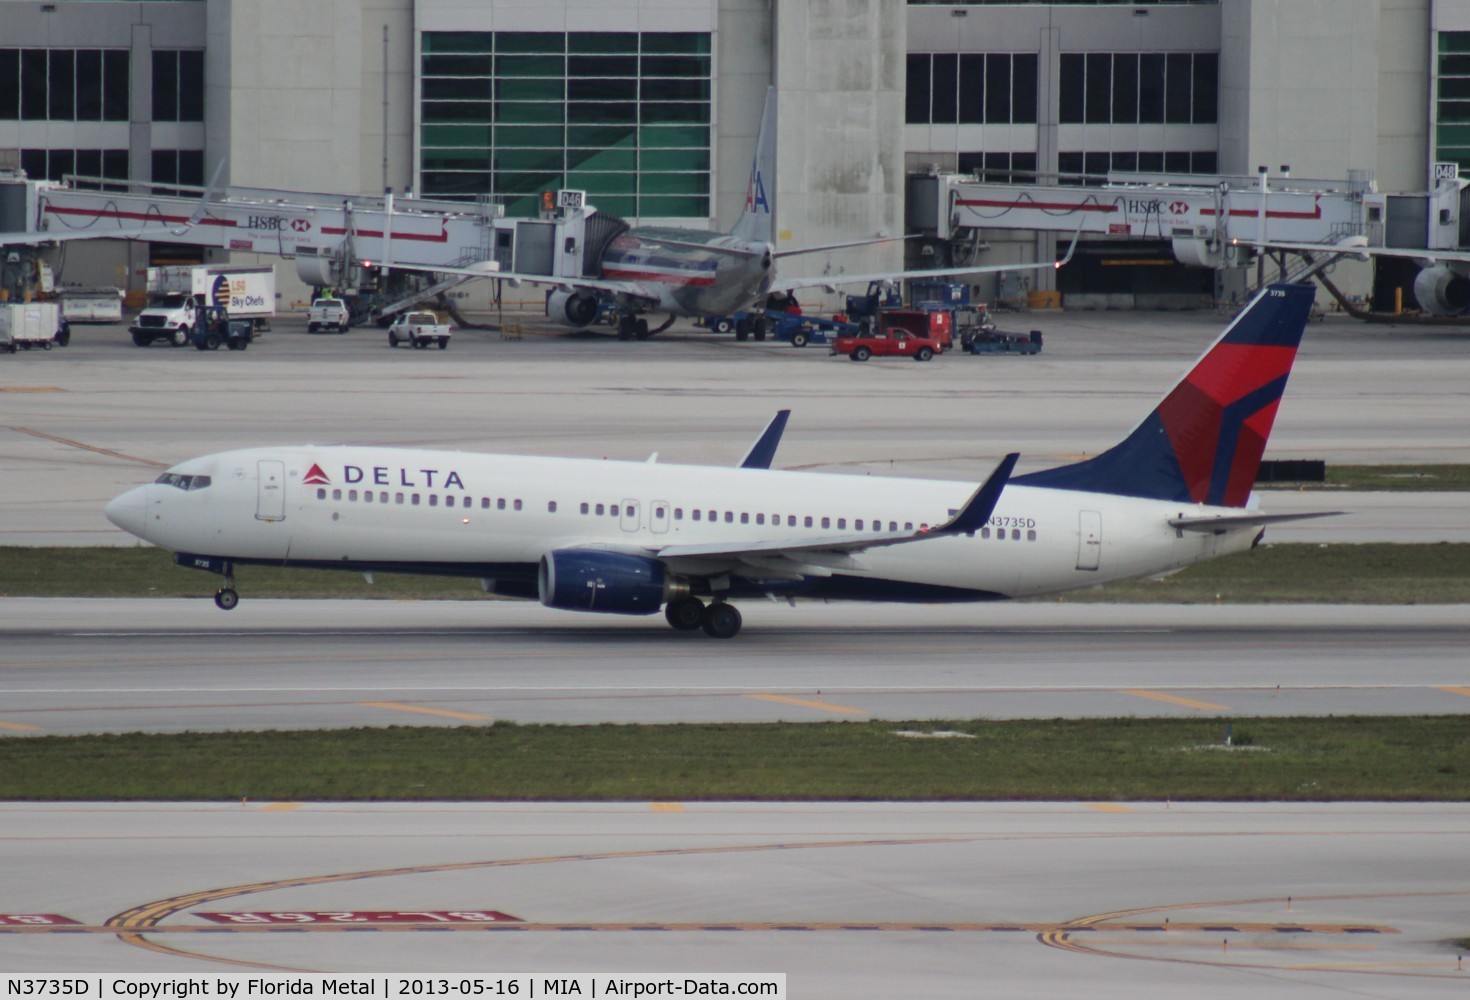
left=837, top=518, right=846, bottom=529
left=674, top=508, right=683, bottom=520
left=364, top=492, right=374, bottom=504
left=429, top=495, right=438, bottom=507
left=1027, top=529, right=1037, bottom=541
left=316, top=488, right=326, bottom=500
left=707, top=510, right=716, bottom=521
left=855, top=519, right=863, bottom=530
left=380, top=492, right=388, bottom=503
left=821, top=517, right=830, bottom=529
left=740, top=512, right=749, bottom=524
left=981, top=527, right=990, bottom=539
left=804, top=516, right=813, bottom=527
left=1012, top=528, right=1021, bottom=540
left=514, top=499, right=522, bottom=511
left=788, top=515, right=796, bottom=527
left=611, top=505, right=620, bottom=517
left=724, top=511, right=733, bottom=523
left=655, top=507, right=665, bottom=519
left=412, top=494, right=421, bottom=506
left=580, top=502, right=590, bottom=515
left=481, top=498, right=490, bottom=509
left=332, top=489, right=342, bottom=501
left=596, top=503, right=605, bottom=516
left=548, top=501, right=557, bottom=513
left=904, top=522, right=913, bottom=531
left=692, top=509, right=701, bottom=521
left=497, top=498, right=506, bottom=510
left=756, top=513, right=764, bottom=525
left=445, top=496, right=455, bottom=508
left=396, top=493, right=405, bottom=505
left=889, top=521, right=898, bottom=531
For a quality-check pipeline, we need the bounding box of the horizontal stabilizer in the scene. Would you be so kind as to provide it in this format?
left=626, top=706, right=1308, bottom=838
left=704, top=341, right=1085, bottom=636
left=1168, top=510, right=1342, bottom=533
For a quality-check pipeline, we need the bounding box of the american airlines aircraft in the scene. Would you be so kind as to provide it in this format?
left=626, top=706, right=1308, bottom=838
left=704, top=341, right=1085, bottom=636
left=417, top=88, right=1076, bottom=340
left=105, top=283, right=1328, bottom=638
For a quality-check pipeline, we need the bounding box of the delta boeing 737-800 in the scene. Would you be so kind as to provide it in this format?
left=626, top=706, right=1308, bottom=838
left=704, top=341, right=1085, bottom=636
left=105, top=283, right=1332, bottom=638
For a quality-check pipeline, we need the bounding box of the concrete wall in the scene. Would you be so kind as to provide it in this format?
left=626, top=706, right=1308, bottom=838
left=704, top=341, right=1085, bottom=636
left=771, top=0, right=906, bottom=299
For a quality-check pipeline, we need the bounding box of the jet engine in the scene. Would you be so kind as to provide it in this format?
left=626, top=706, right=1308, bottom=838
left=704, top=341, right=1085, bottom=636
left=1412, top=264, right=1470, bottom=315
left=546, top=290, right=601, bottom=328
left=538, top=549, right=688, bottom=615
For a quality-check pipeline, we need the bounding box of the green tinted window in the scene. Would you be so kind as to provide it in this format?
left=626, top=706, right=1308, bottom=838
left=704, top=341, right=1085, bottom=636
left=421, top=30, right=709, bottom=217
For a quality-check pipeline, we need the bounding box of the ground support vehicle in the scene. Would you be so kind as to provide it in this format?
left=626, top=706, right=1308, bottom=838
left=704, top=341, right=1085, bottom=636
left=709, top=309, right=862, bottom=347
left=131, top=266, right=275, bottom=346
left=387, top=311, right=452, bottom=350
left=0, top=302, right=67, bottom=353
left=844, top=281, right=903, bottom=320
left=59, top=287, right=124, bottom=324
left=962, top=328, right=1043, bottom=355
left=307, top=297, right=352, bottom=333
left=830, top=329, right=946, bottom=362
left=189, top=306, right=253, bottom=351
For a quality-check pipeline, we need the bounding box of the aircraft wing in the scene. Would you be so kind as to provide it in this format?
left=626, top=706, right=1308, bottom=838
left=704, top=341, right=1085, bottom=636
left=1232, top=236, right=1470, bottom=265
left=656, top=454, right=1018, bottom=563
left=772, top=235, right=915, bottom=259
left=771, top=229, right=1080, bottom=293
left=380, top=261, right=654, bottom=298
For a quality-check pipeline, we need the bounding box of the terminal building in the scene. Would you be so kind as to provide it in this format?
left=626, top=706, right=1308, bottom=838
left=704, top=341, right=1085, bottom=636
left=3, top=0, right=1468, bottom=311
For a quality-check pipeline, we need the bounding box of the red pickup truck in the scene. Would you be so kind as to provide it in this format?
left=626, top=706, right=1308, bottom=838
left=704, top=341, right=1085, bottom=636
left=830, top=309, right=951, bottom=362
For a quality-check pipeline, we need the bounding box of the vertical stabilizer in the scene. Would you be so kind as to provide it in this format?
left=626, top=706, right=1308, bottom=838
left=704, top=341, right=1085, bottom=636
left=731, top=87, right=776, bottom=244
left=1013, top=283, right=1315, bottom=507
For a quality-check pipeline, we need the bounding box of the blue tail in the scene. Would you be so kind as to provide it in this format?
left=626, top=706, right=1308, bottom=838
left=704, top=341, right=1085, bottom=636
left=1013, top=283, right=1315, bottom=507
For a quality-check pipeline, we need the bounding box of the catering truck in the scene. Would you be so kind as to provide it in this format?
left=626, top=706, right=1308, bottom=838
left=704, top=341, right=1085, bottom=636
left=129, top=265, right=276, bottom=347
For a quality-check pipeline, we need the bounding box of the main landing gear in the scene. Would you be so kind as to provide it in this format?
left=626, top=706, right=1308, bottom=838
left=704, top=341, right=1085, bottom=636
left=663, top=597, right=743, bottom=639
left=616, top=314, right=651, bottom=341
left=214, top=562, right=239, bottom=611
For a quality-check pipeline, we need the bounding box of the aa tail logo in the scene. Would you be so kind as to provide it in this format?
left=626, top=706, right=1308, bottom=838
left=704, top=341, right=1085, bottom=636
left=746, top=168, right=770, bottom=215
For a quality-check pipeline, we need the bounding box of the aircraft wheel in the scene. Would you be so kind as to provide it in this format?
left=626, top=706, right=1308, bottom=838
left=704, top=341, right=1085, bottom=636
left=664, top=597, right=706, bottom=631
left=701, top=602, right=742, bottom=639
left=617, top=316, right=635, bottom=341
left=791, top=331, right=809, bottom=348
left=914, top=346, right=933, bottom=362
left=851, top=346, right=871, bottom=362
left=214, top=588, right=239, bottom=611
left=634, top=318, right=651, bottom=340
left=734, top=319, right=750, bottom=342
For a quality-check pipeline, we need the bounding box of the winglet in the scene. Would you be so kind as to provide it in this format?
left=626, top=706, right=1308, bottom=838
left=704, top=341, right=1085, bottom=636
left=932, top=453, right=1019, bottom=536
left=739, top=409, right=791, bottom=469
left=172, top=158, right=226, bottom=236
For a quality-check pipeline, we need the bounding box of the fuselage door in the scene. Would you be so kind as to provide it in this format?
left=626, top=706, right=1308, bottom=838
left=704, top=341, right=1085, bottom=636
left=1077, top=510, right=1102, bottom=571
left=650, top=500, right=670, bottom=534
left=620, top=498, right=641, bottom=533
left=256, top=460, right=286, bottom=522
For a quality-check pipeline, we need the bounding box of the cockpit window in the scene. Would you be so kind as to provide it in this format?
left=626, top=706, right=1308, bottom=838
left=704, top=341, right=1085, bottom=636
left=155, top=472, right=212, bottom=491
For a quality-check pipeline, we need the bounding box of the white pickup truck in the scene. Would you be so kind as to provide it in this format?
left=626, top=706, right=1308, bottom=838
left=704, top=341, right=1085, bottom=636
left=306, top=297, right=351, bottom=333
left=387, top=311, right=453, bottom=350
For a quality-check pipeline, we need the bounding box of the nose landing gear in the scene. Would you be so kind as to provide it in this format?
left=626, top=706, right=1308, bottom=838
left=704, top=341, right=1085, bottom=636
left=213, top=563, right=239, bottom=610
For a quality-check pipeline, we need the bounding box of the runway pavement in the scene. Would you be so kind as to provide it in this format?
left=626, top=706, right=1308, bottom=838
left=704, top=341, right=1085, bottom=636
left=2, top=600, right=1468, bottom=735
left=2, top=311, right=1468, bottom=545
left=2, top=800, right=1467, bottom=997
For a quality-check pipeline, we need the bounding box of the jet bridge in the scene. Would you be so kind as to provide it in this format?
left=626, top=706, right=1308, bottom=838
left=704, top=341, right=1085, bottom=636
left=3, top=172, right=613, bottom=316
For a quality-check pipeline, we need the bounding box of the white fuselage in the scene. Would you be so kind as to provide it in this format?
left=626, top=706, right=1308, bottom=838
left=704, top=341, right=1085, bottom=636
left=106, top=446, right=1259, bottom=603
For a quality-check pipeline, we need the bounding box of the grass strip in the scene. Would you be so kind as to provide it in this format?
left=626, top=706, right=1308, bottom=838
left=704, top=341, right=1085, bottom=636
left=1257, top=464, right=1470, bottom=492
left=1, top=718, right=1466, bottom=802
left=4, top=543, right=1470, bottom=603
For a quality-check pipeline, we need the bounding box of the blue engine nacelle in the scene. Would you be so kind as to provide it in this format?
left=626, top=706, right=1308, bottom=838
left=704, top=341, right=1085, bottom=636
left=537, top=549, right=685, bottom=615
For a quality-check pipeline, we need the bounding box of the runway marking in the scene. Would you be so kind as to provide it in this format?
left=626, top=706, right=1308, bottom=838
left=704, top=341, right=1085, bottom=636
left=1085, top=804, right=1135, bottom=814
left=1121, top=690, right=1230, bottom=712
left=6, top=426, right=166, bottom=468
left=0, top=387, right=64, bottom=393
left=745, top=694, right=867, bottom=716
left=357, top=701, right=493, bottom=722
left=0, top=720, right=43, bottom=732
left=650, top=803, right=685, bottom=813
left=0, top=920, right=1394, bottom=936
left=1435, top=685, right=1470, bottom=699
left=260, top=803, right=302, bottom=812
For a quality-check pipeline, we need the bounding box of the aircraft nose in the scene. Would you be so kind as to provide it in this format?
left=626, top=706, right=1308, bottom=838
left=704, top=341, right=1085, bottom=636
left=105, top=485, right=152, bottom=538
